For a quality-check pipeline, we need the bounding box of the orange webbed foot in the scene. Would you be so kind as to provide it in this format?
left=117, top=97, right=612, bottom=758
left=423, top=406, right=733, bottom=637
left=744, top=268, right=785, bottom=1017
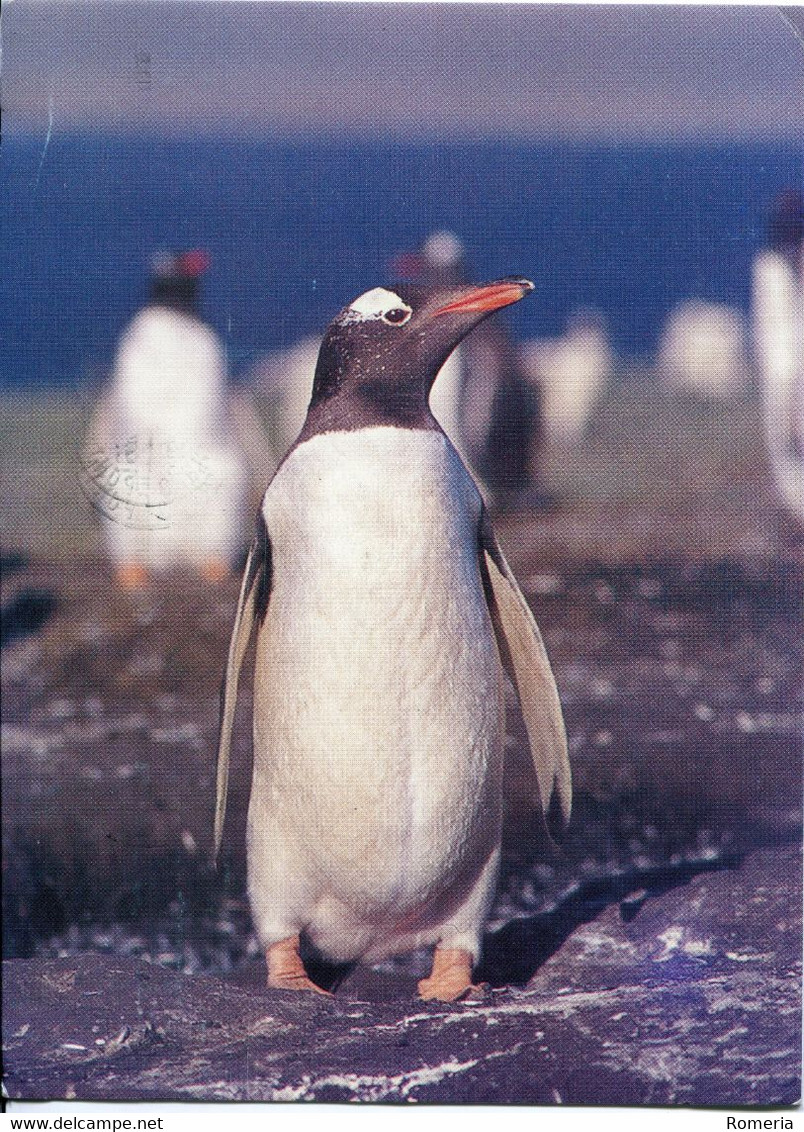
left=116, top=563, right=149, bottom=590
left=266, top=935, right=333, bottom=996
left=418, top=947, right=487, bottom=1002
left=200, top=559, right=230, bottom=583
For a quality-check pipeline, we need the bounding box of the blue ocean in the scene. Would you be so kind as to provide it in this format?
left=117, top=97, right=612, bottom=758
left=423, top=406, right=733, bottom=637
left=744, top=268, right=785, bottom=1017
left=1, top=135, right=800, bottom=388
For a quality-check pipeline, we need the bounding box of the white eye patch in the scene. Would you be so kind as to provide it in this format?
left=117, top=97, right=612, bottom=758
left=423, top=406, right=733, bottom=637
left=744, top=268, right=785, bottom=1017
left=337, top=287, right=413, bottom=327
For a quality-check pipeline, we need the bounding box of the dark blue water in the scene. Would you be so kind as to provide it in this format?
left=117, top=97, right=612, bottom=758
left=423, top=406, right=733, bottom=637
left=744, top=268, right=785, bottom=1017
left=2, top=135, right=800, bottom=388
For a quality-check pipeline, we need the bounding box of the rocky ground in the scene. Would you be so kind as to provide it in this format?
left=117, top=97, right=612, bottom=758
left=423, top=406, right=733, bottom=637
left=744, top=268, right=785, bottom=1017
left=2, top=491, right=801, bottom=1106
left=2, top=844, right=799, bottom=1105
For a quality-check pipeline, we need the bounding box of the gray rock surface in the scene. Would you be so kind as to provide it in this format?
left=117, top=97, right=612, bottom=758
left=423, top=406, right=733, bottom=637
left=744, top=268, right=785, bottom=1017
left=3, top=844, right=800, bottom=1105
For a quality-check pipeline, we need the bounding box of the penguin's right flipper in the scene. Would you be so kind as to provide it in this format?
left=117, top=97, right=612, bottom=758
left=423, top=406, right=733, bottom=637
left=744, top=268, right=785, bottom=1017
left=479, top=509, right=571, bottom=828
left=213, top=513, right=272, bottom=861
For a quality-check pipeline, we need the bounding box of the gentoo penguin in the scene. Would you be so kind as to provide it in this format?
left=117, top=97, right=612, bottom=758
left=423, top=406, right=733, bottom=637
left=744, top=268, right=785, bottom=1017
left=751, top=190, right=804, bottom=524
left=395, top=232, right=544, bottom=508
left=215, top=277, right=570, bottom=1001
left=656, top=300, right=749, bottom=397
left=247, top=233, right=479, bottom=479
left=82, top=251, right=253, bottom=587
left=520, top=312, right=614, bottom=444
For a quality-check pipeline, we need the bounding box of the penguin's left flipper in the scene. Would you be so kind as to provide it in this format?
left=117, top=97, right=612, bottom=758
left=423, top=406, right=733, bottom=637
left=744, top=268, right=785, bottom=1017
left=480, top=509, right=571, bottom=828
left=213, top=513, right=271, bottom=861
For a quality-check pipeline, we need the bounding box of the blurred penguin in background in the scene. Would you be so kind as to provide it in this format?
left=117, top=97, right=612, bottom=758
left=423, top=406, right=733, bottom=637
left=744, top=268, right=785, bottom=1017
left=84, top=251, right=263, bottom=587
left=655, top=300, right=749, bottom=397
left=751, top=189, right=804, bottom=525
left=247, top=334, right=320, bottom=478
left=520, top=310, right=614, bottom=444
left=393, top=232, right=546, bottom=509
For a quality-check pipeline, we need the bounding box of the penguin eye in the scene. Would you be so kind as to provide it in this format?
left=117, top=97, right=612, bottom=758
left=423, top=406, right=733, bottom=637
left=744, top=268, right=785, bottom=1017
left=382, top=307, right=412, bottom=326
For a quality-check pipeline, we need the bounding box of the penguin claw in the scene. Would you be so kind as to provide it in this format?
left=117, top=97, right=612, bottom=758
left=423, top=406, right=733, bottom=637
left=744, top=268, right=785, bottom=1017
left=456, top=981, right=490, bottom=1003
left=418, top=978, right=488, bottom=1003
left=267, top=973, right=333, bottom=996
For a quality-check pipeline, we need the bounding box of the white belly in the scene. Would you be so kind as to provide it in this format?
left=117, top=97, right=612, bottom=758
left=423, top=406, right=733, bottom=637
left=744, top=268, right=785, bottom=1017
left=248, top=427, right=504, bottom=960
left=91, top=307, right=247, bottom=566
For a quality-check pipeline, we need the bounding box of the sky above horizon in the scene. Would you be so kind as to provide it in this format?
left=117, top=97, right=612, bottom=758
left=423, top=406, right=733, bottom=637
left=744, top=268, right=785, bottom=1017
left=4, top=2, right=804, bottom=140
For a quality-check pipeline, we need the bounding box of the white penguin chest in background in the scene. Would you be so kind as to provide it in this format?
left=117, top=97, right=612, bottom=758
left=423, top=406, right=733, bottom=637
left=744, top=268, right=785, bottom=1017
left=113, top=307, right=226, bottom=442
left=253, top=427, right=504, bottom=893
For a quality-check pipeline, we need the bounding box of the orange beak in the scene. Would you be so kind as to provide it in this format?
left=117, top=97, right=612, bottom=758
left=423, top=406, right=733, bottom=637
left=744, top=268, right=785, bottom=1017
left=433, top=277, right=534, bottom=317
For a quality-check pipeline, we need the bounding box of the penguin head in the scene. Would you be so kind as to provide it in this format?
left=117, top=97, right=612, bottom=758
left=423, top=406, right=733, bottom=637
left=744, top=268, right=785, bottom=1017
left=392, top=231, right=468, bottom=288
left=768, top=189, right=804, bottom=259
left=148, top=249, right=210, bottom=315
left=307, top=277, right=533, bottom=430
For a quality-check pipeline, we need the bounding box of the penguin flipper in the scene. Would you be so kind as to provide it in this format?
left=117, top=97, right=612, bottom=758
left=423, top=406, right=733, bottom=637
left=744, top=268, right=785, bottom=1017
left=214, top=514, right=271, bottom=861
left=480, top=510, right=571, bottom=827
